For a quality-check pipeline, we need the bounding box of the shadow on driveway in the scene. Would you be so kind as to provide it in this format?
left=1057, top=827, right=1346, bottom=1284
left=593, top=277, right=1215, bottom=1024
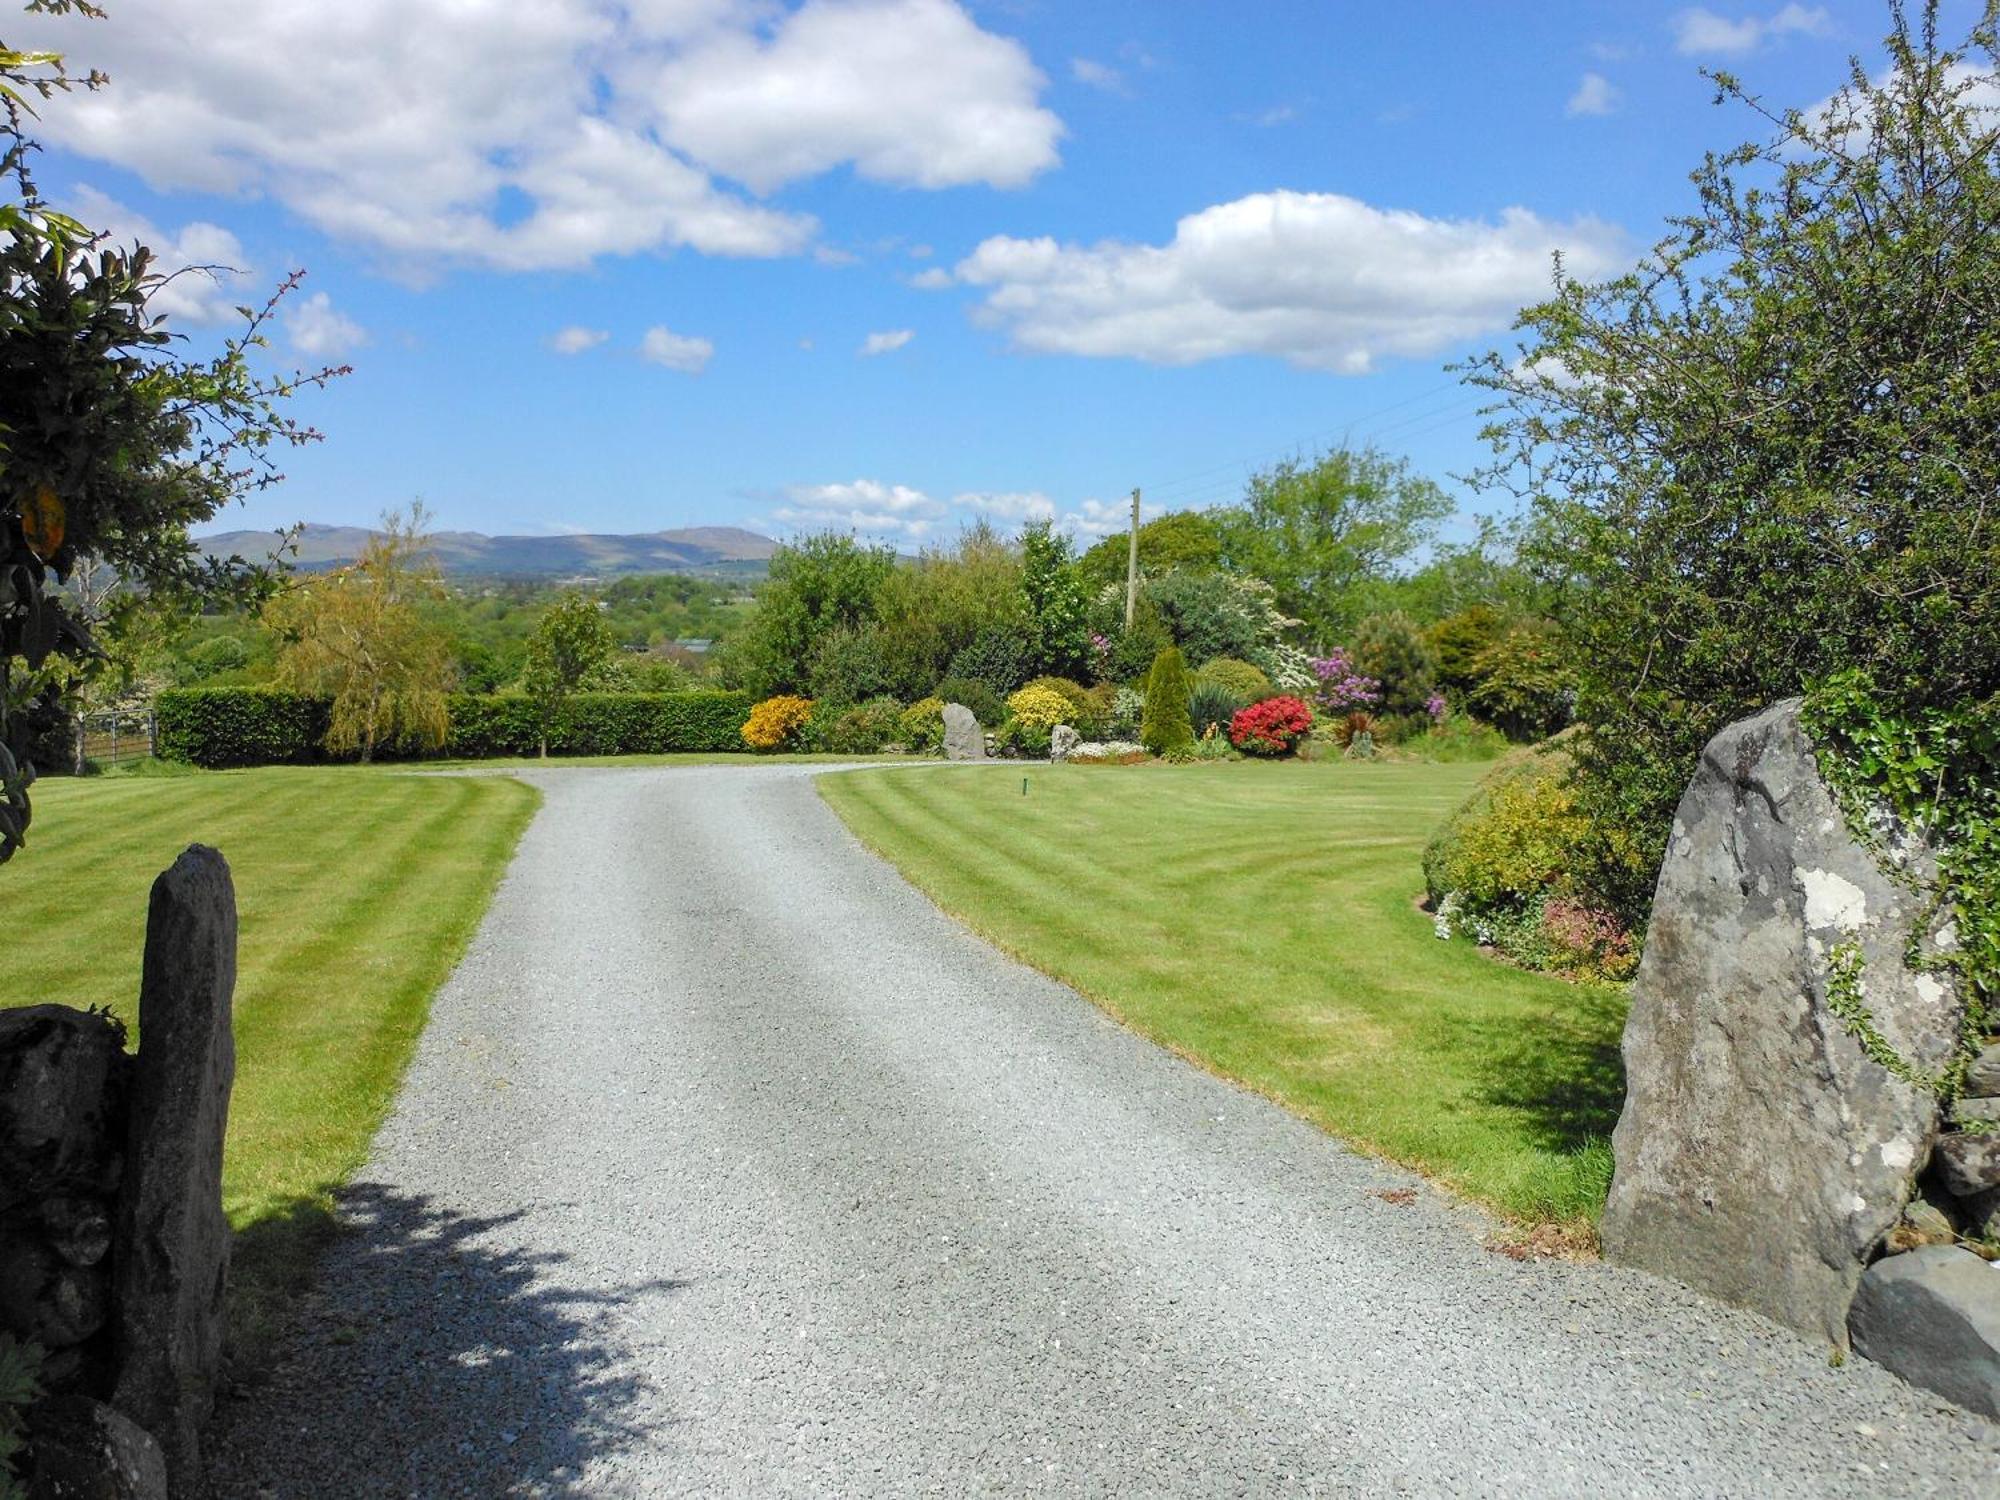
left=210, top=1182, right=685, bottom=1497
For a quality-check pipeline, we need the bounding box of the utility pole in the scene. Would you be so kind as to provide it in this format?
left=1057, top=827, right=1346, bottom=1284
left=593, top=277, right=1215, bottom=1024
left=1124, top=487, right=1141, bottom=630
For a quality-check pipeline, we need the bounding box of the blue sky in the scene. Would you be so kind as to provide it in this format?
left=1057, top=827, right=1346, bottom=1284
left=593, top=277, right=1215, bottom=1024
left=14, top=0, right=1967, bottom=547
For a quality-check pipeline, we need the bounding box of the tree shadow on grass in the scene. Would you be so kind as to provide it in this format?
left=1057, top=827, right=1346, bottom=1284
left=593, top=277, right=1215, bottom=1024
left=208, top=1182, right=686, bottom=1498
left=1461, top=984, right=1630, bottom=1158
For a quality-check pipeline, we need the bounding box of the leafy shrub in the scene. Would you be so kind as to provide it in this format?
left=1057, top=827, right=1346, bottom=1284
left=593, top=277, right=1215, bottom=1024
left=946, top=625, right=1033, bottom=697
left=1192, top=723, right=1236, bottom=761
left=1005, top=684, right=1074, bottom=732
left=179, top=633, right=250, bottom=683
left=1109, top=686, right=1144, bottom=739
left=899, top=696, right=946, bottom=755
left=1466, top=621, right=1576, bottom=741
left=1465, top=13, right=2000, bottom=932
left=1415, top=712, right=1511, bottom=764
left=806, top=622, right=896, bottom=708
left=1140, top=646, right=1194, bottom=754
left=1229, top=695, right=1313, bottom=757
left=1427, top=605, right=1508, bottom=694
left=933, top=676, right=1005, bottom=727
left=742, top=695, right=814, bottom=751
left=1423, top=744, right=1642, bottom=982
left=816, top=696, right=904, bottom=754
left=994, top=716, right=1051, bottom=757
left=1194, top=657, right=1272, bottom=705
left=1188, top=680, right=1239, bottom=738
left=1023, top=675, right=1090, bottom=715
left=1351, top=612, right=1439, bottom=717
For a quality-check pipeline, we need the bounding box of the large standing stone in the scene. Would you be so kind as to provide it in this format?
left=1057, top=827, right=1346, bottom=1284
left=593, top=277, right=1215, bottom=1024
left=0, top=1007, right=128, bottom=1211
left=1848, top=1246, right=2000, bottom=1417
left=1600, top=700, right=1965, bottom=1346
left=941, top=703, right=985, bottom=761
left=1050, top=724, right=1080, bottom=763
left=111, top=846, right=236, bottom=1497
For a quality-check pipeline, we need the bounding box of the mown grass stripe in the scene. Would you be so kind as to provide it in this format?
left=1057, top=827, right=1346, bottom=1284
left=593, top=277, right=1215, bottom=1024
left=821, top=759, right=1623, bottom=1228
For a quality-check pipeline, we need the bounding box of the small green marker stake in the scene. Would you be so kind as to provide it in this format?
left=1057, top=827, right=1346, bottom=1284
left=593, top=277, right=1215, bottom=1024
left=1022, top=777, right=1028, bottom=796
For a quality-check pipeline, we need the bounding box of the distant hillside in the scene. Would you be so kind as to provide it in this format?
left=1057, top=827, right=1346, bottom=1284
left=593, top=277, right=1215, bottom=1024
left=196, top=522, right=778, bottom=579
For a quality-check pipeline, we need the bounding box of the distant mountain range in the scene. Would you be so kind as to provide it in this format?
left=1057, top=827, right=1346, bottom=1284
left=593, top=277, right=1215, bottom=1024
left=195, top=522, right=779, bottom=579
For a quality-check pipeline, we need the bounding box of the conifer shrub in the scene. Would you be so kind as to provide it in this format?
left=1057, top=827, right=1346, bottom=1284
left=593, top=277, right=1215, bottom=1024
left=1140, top=647, right=1194, bottom=754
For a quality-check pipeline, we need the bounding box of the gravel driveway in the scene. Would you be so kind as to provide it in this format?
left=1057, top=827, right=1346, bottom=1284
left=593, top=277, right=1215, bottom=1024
left=209, top=763, right=2000, bottom=1497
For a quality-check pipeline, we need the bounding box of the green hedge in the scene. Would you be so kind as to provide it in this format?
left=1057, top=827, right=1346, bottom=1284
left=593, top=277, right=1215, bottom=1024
left=156, top=688, right=332, bottom=768
left=155, top=688, right=754, bottom=767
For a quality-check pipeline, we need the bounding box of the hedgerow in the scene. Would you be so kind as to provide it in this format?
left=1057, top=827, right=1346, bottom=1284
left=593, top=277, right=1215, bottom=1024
left=156, top=687, right=753, bottom=766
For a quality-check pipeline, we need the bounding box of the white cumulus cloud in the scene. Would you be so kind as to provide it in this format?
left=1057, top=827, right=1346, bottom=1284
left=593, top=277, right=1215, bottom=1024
left=947, top=189, right=1627, bottom=373
left=13, top=0, right=1061, bottom=275
left=639, top=0, right=1062, bottom=194
left=772, top=478, right=947, bottom=540
left=953, top=491, right=1055, bottom=522
left=1567, top=72, right=1621, bottom=117
left=1672, top=5, right=1830, bottom=57
left=283, top=291, right=366, bottom=357
left=1070, top=58, right=1127, bottom=95
left=859, top=328, right=915, bottom=357
left=551, top=325, right=610, bottom=354
left=640, top=325, right=715, bottom=373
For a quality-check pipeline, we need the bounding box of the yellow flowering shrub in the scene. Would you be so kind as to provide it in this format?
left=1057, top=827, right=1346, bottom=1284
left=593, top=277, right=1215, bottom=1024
left=1005, top=684, right=1072, bottom=732
left=899, top=696, right=945, bottom=753
left=742, top=694, right=813, bottom=751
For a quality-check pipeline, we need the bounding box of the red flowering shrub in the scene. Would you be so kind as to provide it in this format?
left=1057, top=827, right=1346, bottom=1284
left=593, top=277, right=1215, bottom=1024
left=1541, top=897, right=1639, bottom=982
left=1228, top=695, right=1314, bottom=757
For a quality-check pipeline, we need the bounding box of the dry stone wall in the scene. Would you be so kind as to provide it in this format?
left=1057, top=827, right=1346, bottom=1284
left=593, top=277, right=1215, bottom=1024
left=1, top=845, right=238, bottom=1499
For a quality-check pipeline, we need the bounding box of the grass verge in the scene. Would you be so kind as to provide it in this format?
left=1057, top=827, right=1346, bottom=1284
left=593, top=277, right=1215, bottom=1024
left=819, top=758, right=1625, bottom=1232
left=5, top=765, right=540, bottom=1369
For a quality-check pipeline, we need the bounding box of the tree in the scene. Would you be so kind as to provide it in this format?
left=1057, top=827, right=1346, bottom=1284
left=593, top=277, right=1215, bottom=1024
left=1, top=7, right=342, bottom=861
left=1212, top=447, right=1453, bottom=647
left=522, top=590, right=617, bottom=757
left=870, top=521, right=1025, bottom=697
left=716, top=532, right=894, bottom=699
left=1076, top=510, right=1223, bottom=590
left=263, top=505, right=453, bottom=762
left=1350, top=612, right=1439, bottom=719
left=1465, top=2, right=2000, bottom=921
left=1019, top=519, right=1088, bottom=678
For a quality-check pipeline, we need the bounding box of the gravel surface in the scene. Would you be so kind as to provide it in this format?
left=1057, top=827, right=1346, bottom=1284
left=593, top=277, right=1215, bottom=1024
left=209, top=763, right=2000, bottom=1497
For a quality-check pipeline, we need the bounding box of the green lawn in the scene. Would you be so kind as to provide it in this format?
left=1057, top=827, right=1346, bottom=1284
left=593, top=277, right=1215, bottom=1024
left=820, top=759, right=1626, bottom=1230
left=5, top=766, right=539, bottom=1360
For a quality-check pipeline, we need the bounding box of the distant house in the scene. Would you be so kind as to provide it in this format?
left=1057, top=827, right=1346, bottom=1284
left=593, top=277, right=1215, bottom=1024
left=674, top=638, right=714, bottom=655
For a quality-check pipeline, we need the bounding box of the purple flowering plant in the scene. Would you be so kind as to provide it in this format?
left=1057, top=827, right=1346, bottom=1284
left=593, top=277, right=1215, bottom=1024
left=1308, top=650, right=1380, bottom=714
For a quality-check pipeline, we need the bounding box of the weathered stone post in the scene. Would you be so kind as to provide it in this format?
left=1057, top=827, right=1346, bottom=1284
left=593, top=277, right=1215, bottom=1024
left=110, top=845, right=237, bottom=1496
left=1601, top=700, right=1964, bottom=1346
left=941, top=703, right=986, bottom=761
